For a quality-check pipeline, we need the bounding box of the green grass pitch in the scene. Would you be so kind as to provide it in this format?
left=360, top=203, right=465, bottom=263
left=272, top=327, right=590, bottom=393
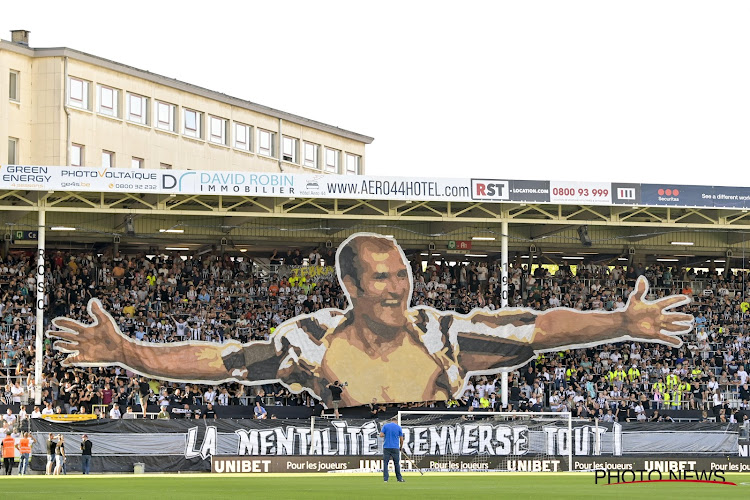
left=1, top=472, right=749, bottom=499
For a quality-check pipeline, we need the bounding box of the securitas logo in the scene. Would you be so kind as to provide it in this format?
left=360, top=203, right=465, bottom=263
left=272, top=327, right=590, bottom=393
left=595, top=469, right=734, bottom=487
left=471, top=179, right=509, bottom=201
left=657, top=187, right=680, bottom=202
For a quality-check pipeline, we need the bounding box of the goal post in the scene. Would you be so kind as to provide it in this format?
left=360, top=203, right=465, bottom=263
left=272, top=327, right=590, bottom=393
left=396, top=410, right=574, bottom=472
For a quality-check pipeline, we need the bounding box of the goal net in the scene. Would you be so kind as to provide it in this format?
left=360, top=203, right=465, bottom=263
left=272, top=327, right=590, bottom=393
left=397, top=411, right=573, bottom=472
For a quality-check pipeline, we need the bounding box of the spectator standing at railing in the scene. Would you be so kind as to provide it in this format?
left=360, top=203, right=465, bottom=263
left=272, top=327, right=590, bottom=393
left=203, top=386, right=217, bottom=405
left=203, top=403, right=217, bottom=420
left=137, top=377, right=150, bottom=418
left=477, top=262, right=488, bottom=295
left=217, top=388, right=229, bottom=406
left=80, top=434, right=92, bottom=474
left=739, top=382, right=750, bottom=409
left=41, top=402, right=53, bottom=416
left=157, top=405, right=170, bottom=419
left=3, top=408, right=16, bottom=428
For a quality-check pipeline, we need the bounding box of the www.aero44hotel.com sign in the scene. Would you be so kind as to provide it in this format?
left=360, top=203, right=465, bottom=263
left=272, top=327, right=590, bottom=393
left=4, top=164, right=750, bottom=210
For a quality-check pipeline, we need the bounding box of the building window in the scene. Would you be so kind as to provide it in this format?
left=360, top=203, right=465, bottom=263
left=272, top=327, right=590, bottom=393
left=234, top=123, right=252, bottom=152
left=97, top=85, right=119, bottom=117
left=345, top=153, right=361, bottom=175
left=303, top=142, right=318, bottom=169
left=131, top=157, right=144, bottom=169
left=183, top=109, right=202, bottom=138
left=160, top=163, right=172, bottom=170
left=8, top=138, right=18, bottom=164
left=127, top=93, right=149, bottom=125
left=71, top=144, right=84, bottom=166
left=258, top=129, right=275, bottom=157
left=9, top=71, right=19, bottom=101
left=209, top=116, right=227, bottom=145
left=68, top=77, right=90, bottom=110
left=324, top=148, right=339, bottom=173
left=155, top=101, right=177, bottom=132
left=102, top=150, right=114, bottom=168
left=281, top=136, right=298, bottom=163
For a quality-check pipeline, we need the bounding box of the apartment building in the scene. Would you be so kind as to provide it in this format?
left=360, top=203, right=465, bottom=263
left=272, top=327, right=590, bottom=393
left=1, top=30, right=373, bottom=174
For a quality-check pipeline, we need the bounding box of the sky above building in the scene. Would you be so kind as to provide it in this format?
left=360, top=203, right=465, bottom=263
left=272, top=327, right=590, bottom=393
left=4, top=1, right=750, bottom=186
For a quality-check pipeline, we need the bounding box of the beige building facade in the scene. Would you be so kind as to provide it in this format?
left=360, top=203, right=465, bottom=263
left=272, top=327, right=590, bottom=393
left=1, top=30, right=372, bottom=174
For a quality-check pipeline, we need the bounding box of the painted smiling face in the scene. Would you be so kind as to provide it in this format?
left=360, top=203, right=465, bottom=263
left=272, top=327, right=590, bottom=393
left=345, top=239, right=411, bottom=328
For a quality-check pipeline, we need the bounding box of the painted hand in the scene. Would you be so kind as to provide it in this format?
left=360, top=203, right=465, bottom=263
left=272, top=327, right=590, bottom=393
left=47, top=298, right=126, bottom=366
left=622, top=276, right=693, bottom=347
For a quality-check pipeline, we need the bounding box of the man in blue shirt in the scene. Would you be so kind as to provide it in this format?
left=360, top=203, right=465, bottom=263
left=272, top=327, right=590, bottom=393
left=379, top=418, right=405, bottom=483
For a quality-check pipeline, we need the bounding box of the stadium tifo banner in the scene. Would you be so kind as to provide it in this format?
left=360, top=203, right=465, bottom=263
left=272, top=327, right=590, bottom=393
left=28, top=419, right=740, bottom=473
left=4, top=165, right=750, bottom=209
left=48, top=233, right=693, bottom=409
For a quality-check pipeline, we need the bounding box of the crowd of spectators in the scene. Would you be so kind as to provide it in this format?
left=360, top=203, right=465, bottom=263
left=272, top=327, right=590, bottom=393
left=0, top=246, right=748, bottom=427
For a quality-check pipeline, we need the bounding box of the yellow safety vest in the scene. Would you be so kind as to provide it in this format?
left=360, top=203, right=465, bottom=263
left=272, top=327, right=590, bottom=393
left=671, top=391, right=681, bottom=407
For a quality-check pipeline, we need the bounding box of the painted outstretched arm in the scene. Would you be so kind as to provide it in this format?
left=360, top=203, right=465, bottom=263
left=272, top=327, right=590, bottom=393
left=454, top=276, right=693, bottom=369
left=47, top=299, right=280, bottom=383
left=531, top=276, right=693, bottom=350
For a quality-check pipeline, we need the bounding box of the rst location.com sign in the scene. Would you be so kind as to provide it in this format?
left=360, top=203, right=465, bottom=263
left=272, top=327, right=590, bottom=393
left=4, top=164, right=750, bottom=210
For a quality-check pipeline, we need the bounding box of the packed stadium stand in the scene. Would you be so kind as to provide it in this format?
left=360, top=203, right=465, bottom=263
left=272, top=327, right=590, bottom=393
left=0, top=247, right=749, bottom=431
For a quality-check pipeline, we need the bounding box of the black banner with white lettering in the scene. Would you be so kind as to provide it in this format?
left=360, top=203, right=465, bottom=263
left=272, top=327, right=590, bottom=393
left=28, top=418, right=741, bottom=473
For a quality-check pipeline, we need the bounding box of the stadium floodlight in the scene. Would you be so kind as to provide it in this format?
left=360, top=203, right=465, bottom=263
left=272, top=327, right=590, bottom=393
left=396, top=411, right=574, bottom=472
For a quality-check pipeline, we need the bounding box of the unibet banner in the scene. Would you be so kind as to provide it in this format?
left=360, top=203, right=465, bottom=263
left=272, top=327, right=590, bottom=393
left=210, top=456, right=750, bottom=474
